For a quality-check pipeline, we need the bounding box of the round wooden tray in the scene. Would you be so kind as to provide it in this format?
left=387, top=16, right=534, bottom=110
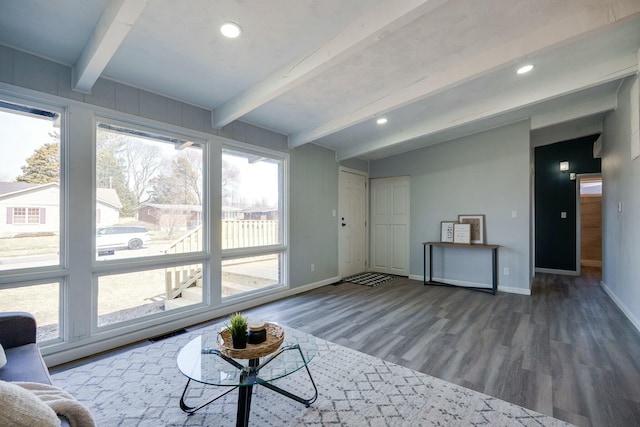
left=216, top=322, right=284, bottom=359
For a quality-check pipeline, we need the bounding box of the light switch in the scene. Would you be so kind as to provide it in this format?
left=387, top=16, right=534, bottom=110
left=332, top=209, right=336, bottom=217
left=511, top=210, right=517, bottom=218
left=561, top=211, right=567, bottom=219
left=618, top=202, right=623, bottom=213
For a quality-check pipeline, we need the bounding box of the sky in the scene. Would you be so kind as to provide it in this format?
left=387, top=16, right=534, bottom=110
left=223, top=152, right=279, bottom=207
left=0, top=110, right=57, bottom=181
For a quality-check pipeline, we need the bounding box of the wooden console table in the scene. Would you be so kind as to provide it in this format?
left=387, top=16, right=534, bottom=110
left=423, top=242, right=499, bottom=295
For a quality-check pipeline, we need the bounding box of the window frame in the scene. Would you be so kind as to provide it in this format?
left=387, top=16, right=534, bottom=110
left=0, top=87, right=291, bottom=358
left=220, top=142, right=289, bottom=300
left=0, top=95, right=67, bottom=344
left=91, top=116, right=212, bottom=331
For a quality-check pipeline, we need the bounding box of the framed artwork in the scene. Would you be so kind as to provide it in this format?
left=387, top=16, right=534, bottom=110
left=458, top=214, right=485, bottom=244
left=440, top=221, right=455, bottom=243
left=453, top=223, right=471, bottom=244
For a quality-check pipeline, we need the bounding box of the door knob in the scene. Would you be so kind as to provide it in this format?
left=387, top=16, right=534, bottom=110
left=342, top=222, right=347, bottom=227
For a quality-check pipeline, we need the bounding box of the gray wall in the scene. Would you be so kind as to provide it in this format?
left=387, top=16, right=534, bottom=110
left=601, top=76, right=640, bottom=330
left=370, top=121, right=531, bottom=293
left=290, top=144, right=339, bottom=285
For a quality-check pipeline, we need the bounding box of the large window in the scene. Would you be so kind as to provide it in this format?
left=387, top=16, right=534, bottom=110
left=0, top=93, right=290, bottom=357
left=0, top=102, right=61, bottom=271
left=221, top=147, right=286, bottom=298
left=95, top=121, right=207, bottom=327
left=0, top=100, right=63, bottom=342
left=95, top=122, right=204, bottom=261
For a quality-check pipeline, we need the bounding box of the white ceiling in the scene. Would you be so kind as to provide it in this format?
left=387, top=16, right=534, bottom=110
left=0, top=0, right=638, bottom=161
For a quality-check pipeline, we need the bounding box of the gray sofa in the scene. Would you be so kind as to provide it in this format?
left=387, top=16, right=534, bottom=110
left=0, top=312, right=53, bottom=383
left=0, top=312, right=71, bottom=426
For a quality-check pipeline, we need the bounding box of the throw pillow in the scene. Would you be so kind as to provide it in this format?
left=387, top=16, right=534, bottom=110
left=0, top=343, right=6, bottom=368
left=0, top=380, right=61, bottom=427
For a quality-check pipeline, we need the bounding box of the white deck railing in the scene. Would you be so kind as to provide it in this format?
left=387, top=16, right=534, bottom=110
left=221, top=220, right=279, bottom=249
left=164, top=220, right=279, bottom=300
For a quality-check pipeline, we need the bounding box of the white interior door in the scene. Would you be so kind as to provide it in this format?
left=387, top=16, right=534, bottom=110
left=339, top=169, right=367, bottom=278
left=371, top=176, right=410, bottom=276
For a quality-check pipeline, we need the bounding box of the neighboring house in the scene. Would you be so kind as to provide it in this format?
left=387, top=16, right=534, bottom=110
left=241, top=207, right=278, bottom=221
left=0, top=182, right=122, bottom=237
left=222, top=206, right=243, bottom=221
left=0, top=182, right=59, bottom=238
left=137, top=203, right=202, bottom=230
left=96, top=188, right=123, bottom=226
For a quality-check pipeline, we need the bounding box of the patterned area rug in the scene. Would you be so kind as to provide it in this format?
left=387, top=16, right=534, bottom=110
left=51, top=323, right=571, bottom=426
left=343, top=272, right=395, bottom=287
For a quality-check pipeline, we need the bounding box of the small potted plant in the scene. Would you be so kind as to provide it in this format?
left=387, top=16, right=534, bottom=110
left=227, top=312, right=248, bottom=349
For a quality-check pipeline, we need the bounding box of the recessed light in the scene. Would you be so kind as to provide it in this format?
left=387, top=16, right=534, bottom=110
left=220, top=22, right=242, bottom=39
left=376, top=117, right=388, bottom=125
left=517, top=64, right=534, bottom=74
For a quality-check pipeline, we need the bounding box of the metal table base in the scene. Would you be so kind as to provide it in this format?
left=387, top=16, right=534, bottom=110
left=179, top=344, right=318, bottom=427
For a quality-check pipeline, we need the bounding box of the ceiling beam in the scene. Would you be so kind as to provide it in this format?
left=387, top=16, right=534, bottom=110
left=337, top=54, right=637, bottom=161
left=531, top=93, right=618, bottom=130
left=72, top=0, right=148, bottom=93
left=212, top=0, right=450, bottom=128
left=291, top=2, right=640, bottom=149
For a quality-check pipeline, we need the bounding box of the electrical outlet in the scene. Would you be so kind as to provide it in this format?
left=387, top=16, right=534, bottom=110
left=503, top=267, right=509, bottom=276
left=310, top=264, right=315, bottom=272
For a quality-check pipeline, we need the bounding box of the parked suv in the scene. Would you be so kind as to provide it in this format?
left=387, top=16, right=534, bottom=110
left=96, top=226, right=151, bottom=250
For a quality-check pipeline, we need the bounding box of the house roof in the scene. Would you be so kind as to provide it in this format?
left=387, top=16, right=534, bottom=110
left=0, top=182, right=122, bottom=209
left=0, top=2, right=637, bottom=161
left=96, top=188, right=122, bottom=209
left=0, top=181, right=58, bottom=200
left=0, top=181, right=40, bottom=196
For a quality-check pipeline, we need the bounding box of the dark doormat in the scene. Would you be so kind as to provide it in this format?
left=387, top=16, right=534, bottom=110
left=342, top=272, right=395, bottom=287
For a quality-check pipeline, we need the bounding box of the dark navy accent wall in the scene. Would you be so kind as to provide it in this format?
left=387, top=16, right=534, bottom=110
left=534, top=134, right=601, bottom=271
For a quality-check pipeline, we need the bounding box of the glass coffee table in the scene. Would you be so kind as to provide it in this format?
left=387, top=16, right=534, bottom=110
left=177, top=324, right=318, bottom=427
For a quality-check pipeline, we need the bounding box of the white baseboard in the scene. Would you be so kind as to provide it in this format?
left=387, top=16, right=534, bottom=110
left=601, top=280, right=640, bottom=335
left=431, top=276, right=492, bottom=289
left=535, top=268, right=579, bottom=276
left=498, top=286, right=531, bottom=295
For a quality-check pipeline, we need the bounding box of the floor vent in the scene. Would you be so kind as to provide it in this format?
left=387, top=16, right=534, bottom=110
left=149, top=329, right=187, bottom=343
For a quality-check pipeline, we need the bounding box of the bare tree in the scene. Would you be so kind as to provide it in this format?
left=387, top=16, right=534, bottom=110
left=222, top=159, right=240, bottom=206
left=123, top=141, right=162, bottom=204
left=178, top=150, right=202, bottom=204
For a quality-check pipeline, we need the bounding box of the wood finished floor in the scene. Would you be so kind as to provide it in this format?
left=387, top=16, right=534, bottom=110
left=244, top=268, right=640, bottom=427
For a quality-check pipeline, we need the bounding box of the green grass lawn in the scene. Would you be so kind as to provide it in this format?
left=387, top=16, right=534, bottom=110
left=0, top=235, right=59, bottom=257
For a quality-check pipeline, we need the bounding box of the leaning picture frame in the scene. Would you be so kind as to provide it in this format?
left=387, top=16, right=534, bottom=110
left=458, top=214, right=485, bottom=244
left=458, top=215, right=484, bottom=245
left=440, top=221, right=455, bottom=243
left=453, top=223, right=471, bottom=244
